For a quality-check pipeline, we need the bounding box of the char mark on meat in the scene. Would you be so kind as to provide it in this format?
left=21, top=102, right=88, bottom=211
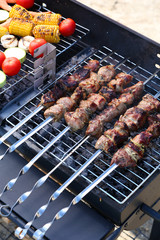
left=97, top=65, right=116, bottom=85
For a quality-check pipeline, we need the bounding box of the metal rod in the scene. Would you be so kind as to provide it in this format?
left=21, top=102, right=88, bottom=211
left=14, top=147, right=101, bottom=239
left=0, top=105, right=43, bottom=145
left=32, top=163, right=118, bottom=240
left=0, top=126, right=71, bottom=201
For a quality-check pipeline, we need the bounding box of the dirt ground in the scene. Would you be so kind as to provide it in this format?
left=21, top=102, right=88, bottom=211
left=77, top=0, right=160, bottom=43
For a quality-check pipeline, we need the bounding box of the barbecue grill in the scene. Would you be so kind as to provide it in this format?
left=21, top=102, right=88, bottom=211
left=0, top=0, right=160, bottom=239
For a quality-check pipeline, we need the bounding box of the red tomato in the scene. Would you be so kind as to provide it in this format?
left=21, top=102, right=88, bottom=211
left=29, top=38, right=47, bottom=58
left=16, top=0, right=34, bottom=9
left=2, top=57, right=21, bottom=76
left=0, top=52, right=6, bottom=69
left=59, top=18, right=76, bottom=37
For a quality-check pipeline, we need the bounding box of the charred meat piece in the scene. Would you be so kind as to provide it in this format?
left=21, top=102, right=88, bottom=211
left=97, top=65, right=116, bottom=85
left=86, top=100, right=127, bottom=137
left=137, top=94, right=160, bottom=113
left=123, top=81, right=144, bottom=99
left=79, top=73, right=100, bottom=95
left=99, top=86, right=116, bottom=103
left=111, top=118, right=160, bottom=167
left=84, top=59, right=100, bottom=72
left=108, top=72, right=133, bottom=92
left=64, top=94, right=106, bottom=131
left=64, top=108, right=89, bottom=131
left=119, top=107, right=147, bottom=131
left=95, top=121, right=129, bottom=153
left=40, top=59, right=99, bottom=108
left=44, top=97, right=76, bottom=121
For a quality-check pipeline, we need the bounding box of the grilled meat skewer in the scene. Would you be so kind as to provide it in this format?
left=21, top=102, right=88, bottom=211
left=44, top=65, right=117, bottom=121
left=111, top=114, right=160, bottom=167
left=64, top=73, right=133, bottom=131
left=86, top=81, right=144, bottom=137
left=40, top=60, right=100, bottom=109
left=95, top=93, right=160, bottom=153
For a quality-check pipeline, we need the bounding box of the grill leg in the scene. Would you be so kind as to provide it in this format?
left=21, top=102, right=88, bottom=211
left=149, top=212, right=160, bottom=240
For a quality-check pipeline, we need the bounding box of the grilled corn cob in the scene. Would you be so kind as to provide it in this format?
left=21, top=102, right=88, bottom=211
left=9, top=18, right=35, bottom=37
left=33, top=13, right=61, bottom=25
left=0, top=26, right=8, bottom=38
left=9, top=4, right=33, bottom=20
left=33, top=25, right=60, bottom=43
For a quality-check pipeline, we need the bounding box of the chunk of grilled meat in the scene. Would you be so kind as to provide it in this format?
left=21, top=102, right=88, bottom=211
left=40, top=59, right=99, bottom=108
left=119, top=107, right=147, bottom=131
left=137, top=94, right=160, bottom=113
left=111, top=115, right=160, bottom=167
left=108, top=72, right=133, bottom=92
left=95, top=106, right=147, bottom=153
left=99, top=86, right=116, bottom=102
left=95, top=121, right=129, bottom=153
left=97, top=65, right=116, bottom=85
left=44, top=97, right=76, bottom=121
left=86, top=81, right=144, bottom=137
left=64, top=94, right=106, bottom=131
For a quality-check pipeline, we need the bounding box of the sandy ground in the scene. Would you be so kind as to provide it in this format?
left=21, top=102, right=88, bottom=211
left=77, top=0, right=160, bottom=43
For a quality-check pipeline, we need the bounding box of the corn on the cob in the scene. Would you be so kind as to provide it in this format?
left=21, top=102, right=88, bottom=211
left=9, top=18, right=35, bottom=37
left=9, top=4, right=33, bottom=20
left=33, top=13, right=62, bottom=25
left=0, top=26, right=9, bottom=38
left=33, top=25, right=60, bottom=43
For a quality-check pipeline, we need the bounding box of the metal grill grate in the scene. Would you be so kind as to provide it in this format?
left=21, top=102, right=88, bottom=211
left=0, top=2, right=89, bottom=113
left=5, top=46, right=160, bottom=204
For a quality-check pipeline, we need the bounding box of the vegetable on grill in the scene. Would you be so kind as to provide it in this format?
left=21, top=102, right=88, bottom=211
left=0, top=70, right=6, bottom=88
left=0, top=26, right=9, bottom=38
left=9, top=4, right=33, bottom=20
left=32, top=25, right=60, bottom=43
left=1, top=34, right=18, bottom=48
left=33, top=13, right=62, bottom=25
left=9, top=17, right=35, bottom=37
left=0, top=10, right=9, bottom=23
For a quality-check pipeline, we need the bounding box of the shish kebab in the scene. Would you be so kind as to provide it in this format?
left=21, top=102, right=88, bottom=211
left=0, top=65, right=133, bottom=203
left=13, top=93, right=160, bottom=240
left=0, top=69, right=134, bottom=210
left=0, top=59, right=99, bottom=145
left=0, top=81, right=143, bottom=237
left=30, top=115, right=160, bottom=240
left=0, top=63, right=119, bottom=161
left=95, top=93, right=160, bottom=154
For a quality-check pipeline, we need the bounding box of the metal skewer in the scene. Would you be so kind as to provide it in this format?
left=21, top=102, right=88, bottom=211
left=31, top=163, right=118, bottom=240
left=0, top=105, right=43, bottom=146
left=0, top=58, right=128, bottom=162
left=0, top=126, right=71, bottom=201
left=14, top=147, right=101, bottom=239
left=0, top=51, right=97, bottom=148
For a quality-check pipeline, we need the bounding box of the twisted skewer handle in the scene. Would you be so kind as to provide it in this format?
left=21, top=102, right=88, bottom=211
left=0, top=126, right=70, bottom=204
left=0, top=105, right=43, bottom=145
left=14, top=135, right=90, bottom=239
left=32, top=163, right=118, bottom=240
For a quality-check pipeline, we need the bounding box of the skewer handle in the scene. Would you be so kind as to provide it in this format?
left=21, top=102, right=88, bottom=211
left=0, top=105, right=43, bottom=145
left=9, top=116, right=53, bottom=153
left=32, top=163, right=118, bottom=240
